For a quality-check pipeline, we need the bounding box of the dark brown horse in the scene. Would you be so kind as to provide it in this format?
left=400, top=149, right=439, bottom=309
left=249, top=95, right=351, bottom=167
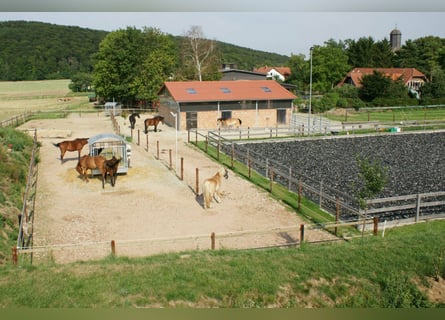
left=104, top=156, right=121, bottom=187
left=144, top=115, right=164, bottom=133
left=129, top=112, right=140, bottom=130
left=53, top=138, right=89, bottom=163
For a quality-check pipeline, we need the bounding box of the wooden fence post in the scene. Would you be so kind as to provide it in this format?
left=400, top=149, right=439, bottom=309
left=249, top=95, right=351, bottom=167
left=335, top=199, right=340, bottom=236
left=373, top=216, right=379, bottom=236
left=211, top=232, right=216, bottom=250
left=169, top=149, right=172, bottom=169
left=195, top=168, right=199, bottom=195
left=156, top=141, right=160, bottom=159
left=111, top=240, right=116, bottom=257
left=269, top=168, right=274, bottom=192
left=248, top=158, right=252, bottom=179
left=231, top=143, right=234, bottom=169
left=298, top=182, right=302, bottom=211
left=11, top=247, right=18, bottom=265
left=146, top=134, right=149, bottom=152
left=137, top=129, right=140, bottom=146
left=187, top=129, right=190, bottom=144
left=300, top=224, right=305, bottom=243
left=180, top=157, right=184, bottom=180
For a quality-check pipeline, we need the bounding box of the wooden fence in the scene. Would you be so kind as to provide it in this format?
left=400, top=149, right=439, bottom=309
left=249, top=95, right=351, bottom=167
left=14, top=218, right=381, bottom=264
left=12, top=129, right=39, bottom=265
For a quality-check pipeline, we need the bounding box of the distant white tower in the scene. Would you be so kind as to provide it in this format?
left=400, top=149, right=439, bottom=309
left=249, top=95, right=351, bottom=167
left=390, top=26, right=402, bottom=51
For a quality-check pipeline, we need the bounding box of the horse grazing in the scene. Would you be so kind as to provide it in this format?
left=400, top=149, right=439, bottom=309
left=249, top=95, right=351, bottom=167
left=104, top=156, right=121, bottom=187
left=75, top=155, right=108, bottom=188
left=202, top=167, right=229, bottom=209
left=53, top=138, right=89, bottom=163
left=217, top=117, right=242, bottom=128
left=144, top=115, right=164, bottom=133
left=129, top=112, right=140, bottom=130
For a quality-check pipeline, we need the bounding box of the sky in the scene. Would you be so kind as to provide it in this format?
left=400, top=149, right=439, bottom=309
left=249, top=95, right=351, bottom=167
left=0, top=2, right=444, bottom=57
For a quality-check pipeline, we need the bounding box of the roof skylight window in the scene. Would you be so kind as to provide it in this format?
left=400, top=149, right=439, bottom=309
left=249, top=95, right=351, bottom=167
left=261, top=86, right=272, bottom=92
left=186, top=88, right=197, bottom=94
left=220, top=87, right=231, bottom=93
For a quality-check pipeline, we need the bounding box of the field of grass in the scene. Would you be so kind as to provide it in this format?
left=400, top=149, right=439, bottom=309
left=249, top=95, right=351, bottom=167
left=0, top=79, right=92, bottom=121
left=325, top=106, right=445, bottom=123
left=0, top=220, right=443, bottom=307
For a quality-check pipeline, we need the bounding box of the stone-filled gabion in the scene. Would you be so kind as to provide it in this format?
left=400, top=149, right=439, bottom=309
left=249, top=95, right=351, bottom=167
left=238, top=131, right=444, bottom=220
left=244, top=132, right=444, bottom=197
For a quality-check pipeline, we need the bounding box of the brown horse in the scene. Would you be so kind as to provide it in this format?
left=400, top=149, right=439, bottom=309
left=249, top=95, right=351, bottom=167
left=144, top=115, right=164, bottom=133
left=53, top=138, right=89, bottom=163
left=76, top=155, right=109, bottom=188
left=103, top=156, right=121, bottom=187
left=129, top=112, right=140, bottom=130
left=217, top=117, right=242, bottom=128
left=202, top=167, right=229, bottom=209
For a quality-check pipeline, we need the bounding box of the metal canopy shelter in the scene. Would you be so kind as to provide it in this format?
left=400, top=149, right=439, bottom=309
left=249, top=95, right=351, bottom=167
left=88, top=133, right=131, bottom=175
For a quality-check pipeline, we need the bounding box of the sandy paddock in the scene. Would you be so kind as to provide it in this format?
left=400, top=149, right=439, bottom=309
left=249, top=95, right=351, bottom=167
left=18, top=113, right=336, bottom=263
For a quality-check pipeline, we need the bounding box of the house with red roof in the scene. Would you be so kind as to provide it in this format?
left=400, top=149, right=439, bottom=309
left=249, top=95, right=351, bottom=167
left=253, top=66, right=291, bottom=82
left=337, top=68, right=427, bottom=92
left=157, top=80, right=297, bottom=130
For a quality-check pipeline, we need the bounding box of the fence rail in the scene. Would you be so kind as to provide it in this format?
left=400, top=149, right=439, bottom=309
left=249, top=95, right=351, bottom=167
left=12, top=129, right=39, bottom=265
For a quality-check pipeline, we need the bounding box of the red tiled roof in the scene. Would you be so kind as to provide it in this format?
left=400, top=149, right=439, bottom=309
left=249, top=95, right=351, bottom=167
left=254, top=66, right=291, bottom=77
left=337, top=68, right=427, bottom=87
left=162, top=80, right=296, bottom=103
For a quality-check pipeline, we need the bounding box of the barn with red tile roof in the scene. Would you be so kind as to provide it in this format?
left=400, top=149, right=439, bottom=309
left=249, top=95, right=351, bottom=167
left=157, top=80, right=297, bottom=130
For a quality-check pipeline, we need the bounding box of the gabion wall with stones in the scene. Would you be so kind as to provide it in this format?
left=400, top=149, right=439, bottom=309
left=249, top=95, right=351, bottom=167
left=242, top=131, right=444, bottom=200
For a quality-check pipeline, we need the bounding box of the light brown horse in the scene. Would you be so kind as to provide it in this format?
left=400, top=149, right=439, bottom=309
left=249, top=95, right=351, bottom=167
left=144, top=115, right=164, bottom=133
left=202, top=167, right=229, bottom=209
left=217, top=117, right=242, bottom=128
left=76, top=155, right=109, bottom=188
left=53, top=138, right=89, bottom=163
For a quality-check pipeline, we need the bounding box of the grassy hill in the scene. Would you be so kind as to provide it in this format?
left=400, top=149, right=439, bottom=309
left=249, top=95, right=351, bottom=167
left=0, top=21, right=289, bottom=82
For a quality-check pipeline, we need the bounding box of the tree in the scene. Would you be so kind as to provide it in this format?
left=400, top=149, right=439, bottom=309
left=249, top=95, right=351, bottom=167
left=93, top=27, right=177, bottom=105
left=346, top=37, right=394, bottom=68
left=395, top=36, right=445, bottom=81
left=286, top=53, right=308, bottom=91
left=354, top=156, right=388, bottom=238
left=69, top=72, right=93, bottom=92
left=180, top=26, right=220, bottom=81
left=311, top=40, right=350, bottom=92
left=358, top=70, right=392, bottom=102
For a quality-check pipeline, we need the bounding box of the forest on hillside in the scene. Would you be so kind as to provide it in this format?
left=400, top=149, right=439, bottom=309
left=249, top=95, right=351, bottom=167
left=0, top=21, right=289, bottom=81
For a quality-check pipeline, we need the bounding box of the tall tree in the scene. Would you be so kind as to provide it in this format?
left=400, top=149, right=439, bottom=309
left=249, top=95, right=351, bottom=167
left=311, top=40, right=350, bottom=92
left=180, top=26, right=220, bottom=81
left=93, top=27, right=176, bottom=105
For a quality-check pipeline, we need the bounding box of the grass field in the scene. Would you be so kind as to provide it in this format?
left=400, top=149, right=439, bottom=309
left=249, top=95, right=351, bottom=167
left=0, top=79, right=91, bottom=121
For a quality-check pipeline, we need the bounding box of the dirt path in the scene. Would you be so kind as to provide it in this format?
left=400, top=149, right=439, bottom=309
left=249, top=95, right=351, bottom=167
left=19, top=113, right=336, bottom=263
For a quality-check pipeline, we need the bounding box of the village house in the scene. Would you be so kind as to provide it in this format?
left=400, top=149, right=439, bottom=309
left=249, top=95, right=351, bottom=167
left=157, top=80, right=297, bottom=130
left=253, top=66, right=291, bottom=82
left=337, top=67, right=428, bottom=92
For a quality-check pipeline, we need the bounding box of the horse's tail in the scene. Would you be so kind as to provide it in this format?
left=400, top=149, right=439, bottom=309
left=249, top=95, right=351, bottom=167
left=238, top=118, right=242, bottom=125
left=53, top=142, right=61, bottom=147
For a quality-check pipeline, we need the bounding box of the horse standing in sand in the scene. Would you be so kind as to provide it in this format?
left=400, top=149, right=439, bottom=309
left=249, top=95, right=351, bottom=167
left=103, top=156, right=121, bottom=187
left=202, top=167, right=229, bottom=209
left=129, top=112, right=140, bottom=130
left=217, top=117, right=242, bottom=129
left=53, top=138, right=89, bottom=164
left=144, top=115, right=164, bottom=133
